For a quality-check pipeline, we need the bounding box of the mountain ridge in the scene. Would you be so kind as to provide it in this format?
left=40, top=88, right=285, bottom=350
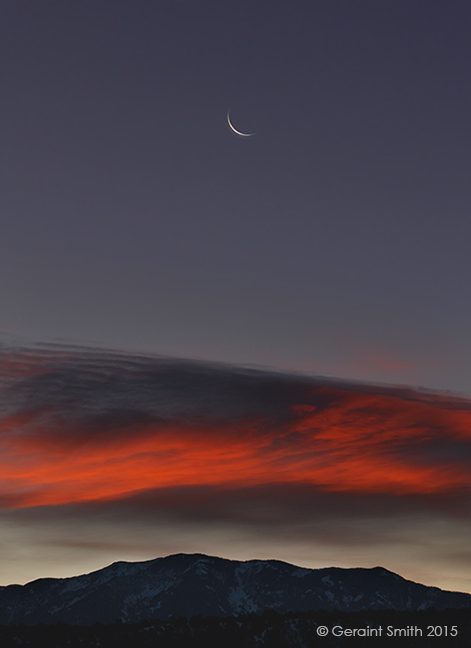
left=1, top=553, right=470, bottom=625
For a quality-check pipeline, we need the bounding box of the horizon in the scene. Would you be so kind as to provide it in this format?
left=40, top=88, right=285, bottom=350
left=4, top=550, right=471, bottom=599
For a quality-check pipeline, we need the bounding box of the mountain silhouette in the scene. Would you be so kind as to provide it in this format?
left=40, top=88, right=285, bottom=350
left=1, top=553, right=470, bottom=625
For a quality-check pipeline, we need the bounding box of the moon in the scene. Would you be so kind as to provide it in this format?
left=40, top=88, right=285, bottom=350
left=227, top=111, right=255, bottom=137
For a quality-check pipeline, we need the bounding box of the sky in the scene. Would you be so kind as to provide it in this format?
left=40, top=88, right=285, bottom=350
left=1, top=0, right=471, bottom=595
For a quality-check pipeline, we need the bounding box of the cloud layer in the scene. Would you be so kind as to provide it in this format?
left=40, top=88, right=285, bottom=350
left=1, top=343, right=471, bottom=591
left=1, top=344, right=471, bottom=507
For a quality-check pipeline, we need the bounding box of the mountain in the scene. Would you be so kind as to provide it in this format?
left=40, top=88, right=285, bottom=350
left=0, top=553, right=470, bottom=625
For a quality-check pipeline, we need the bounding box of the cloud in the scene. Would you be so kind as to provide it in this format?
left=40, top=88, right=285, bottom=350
left=1, top=343, right=471, bottom=512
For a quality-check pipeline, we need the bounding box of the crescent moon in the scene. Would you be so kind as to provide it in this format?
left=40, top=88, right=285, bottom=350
left=227, top=110, right=255, bottom=137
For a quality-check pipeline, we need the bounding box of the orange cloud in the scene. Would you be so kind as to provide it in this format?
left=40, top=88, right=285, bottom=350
left=1, top=346, right=471, bottom=511
left=1, top=393, right=471, bottom=509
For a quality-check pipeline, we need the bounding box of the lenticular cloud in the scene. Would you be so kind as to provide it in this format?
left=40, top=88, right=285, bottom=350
left=1, top=343, right=471, bottom=513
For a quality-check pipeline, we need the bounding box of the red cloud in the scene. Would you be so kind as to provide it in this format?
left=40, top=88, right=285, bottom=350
left=1, top=346, right=471, bottom=510
left=1, top=384, right=471, bottom=509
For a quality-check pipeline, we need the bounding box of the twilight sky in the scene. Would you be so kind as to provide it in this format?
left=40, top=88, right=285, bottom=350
left=1, top=1, right=471, bottom=594
left=1, top=345, right=471, bottom=595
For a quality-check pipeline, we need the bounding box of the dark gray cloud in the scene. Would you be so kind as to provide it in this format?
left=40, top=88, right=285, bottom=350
left=3, top=343, right=471, bottom=436
left=1, top=344, right=312, bottom=434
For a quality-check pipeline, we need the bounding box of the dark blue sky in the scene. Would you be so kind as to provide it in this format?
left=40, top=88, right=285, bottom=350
left=2, top=0, right=471, bottom=392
